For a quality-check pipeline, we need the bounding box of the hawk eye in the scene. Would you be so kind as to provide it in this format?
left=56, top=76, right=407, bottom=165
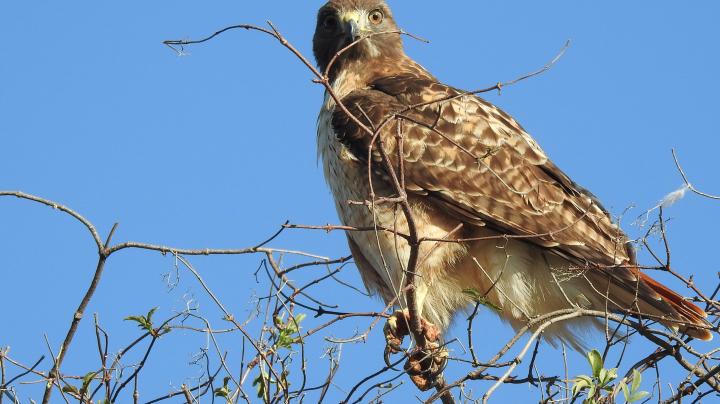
left=368, top=9, right=384, bottom=25
left=323, top=15, right=338, bottom=31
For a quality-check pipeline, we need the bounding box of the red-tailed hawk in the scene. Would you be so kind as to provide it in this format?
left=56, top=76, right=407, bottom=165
left=313, top=0, right=712, bottom=349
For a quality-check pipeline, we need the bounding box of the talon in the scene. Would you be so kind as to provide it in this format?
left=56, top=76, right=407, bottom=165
left=384, top=346, right=401, bottom=370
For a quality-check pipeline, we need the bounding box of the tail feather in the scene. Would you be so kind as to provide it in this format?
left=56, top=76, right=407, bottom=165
left=636, top=270, right=712, bottom=341
left=588, top=266, right=713, bottom=341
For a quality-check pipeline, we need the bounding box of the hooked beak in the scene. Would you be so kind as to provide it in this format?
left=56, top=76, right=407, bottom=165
left=342, top=12, right=363, bottom=42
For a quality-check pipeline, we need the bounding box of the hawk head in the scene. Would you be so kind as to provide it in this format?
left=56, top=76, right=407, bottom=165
left=313, top=0, right=404, bottom=77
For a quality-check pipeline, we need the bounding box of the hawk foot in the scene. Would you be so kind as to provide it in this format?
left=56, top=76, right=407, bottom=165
left=383, top=309, right=445, bottom=385
left=383, top=310, right=441, bottom=352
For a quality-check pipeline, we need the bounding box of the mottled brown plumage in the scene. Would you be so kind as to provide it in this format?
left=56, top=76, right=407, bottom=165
left=314, top=0, right=712, bottom=345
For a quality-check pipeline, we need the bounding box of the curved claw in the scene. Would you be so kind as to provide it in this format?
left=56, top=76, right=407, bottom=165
left=383, top=310, right=410, bottom=370
left=383, top=346, right=402, bottom=370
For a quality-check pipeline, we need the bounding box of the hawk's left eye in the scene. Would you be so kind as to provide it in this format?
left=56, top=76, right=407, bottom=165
left=368, top=9, right=384, bottom=25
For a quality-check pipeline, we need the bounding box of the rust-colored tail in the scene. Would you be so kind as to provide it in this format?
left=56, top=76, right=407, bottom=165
left=588, top=267, right=713, bottom=341
left=637, top=270, right=713, bottom=341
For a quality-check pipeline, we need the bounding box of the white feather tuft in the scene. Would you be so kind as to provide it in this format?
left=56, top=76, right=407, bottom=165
left=660, top=184, right=690, bottom=208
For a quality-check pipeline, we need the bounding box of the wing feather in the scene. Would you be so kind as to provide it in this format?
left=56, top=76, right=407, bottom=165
left=332, top=74, right=628, bottom=267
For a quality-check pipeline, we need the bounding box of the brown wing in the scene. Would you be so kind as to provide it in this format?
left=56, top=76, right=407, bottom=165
left=332, top=74, right=712, bottom=339
left=333, top=74, right=629, bottom=267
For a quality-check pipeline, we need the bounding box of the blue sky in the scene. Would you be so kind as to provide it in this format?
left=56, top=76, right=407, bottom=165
left=1, top=1, right=719, bottom=402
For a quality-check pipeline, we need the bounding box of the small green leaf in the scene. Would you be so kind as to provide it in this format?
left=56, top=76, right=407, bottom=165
left=273, top=313, right=306, bottom=350
left=462, top=288, right=483, bottom=300
left=598, top=368, right=607, bottom=384
left=572, top=375, right=592, bottom=396
left=293, top=313, right=306, bottom=327
left=631, top=369, right=642, bottom=393
left=587, top=383, right=597, bottom=400
left=629, top=391, right=650, bottom=402
left=124, top=315, right=146, bottom=325
left=598, top=367, right=617, bottom=386
left=213, top=386, right=229, bottom=398
left=253, top=371, right=268, bottom=399
left=146, top=307, right=158, bottom=323
left=620, top=381, right=630, bottom=402
left=214, top=376, right=231, bottom=398
left=62, top=385, right=79, bottom=395
left=576, top=375, right=593, bottom=385
left=587, top=349, right=603, bottom=378
left=462, top=288, right=502, bottom=312
left=124, top=307, right=159, bottom=335
left=81, top=371, right=97, bottom=393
